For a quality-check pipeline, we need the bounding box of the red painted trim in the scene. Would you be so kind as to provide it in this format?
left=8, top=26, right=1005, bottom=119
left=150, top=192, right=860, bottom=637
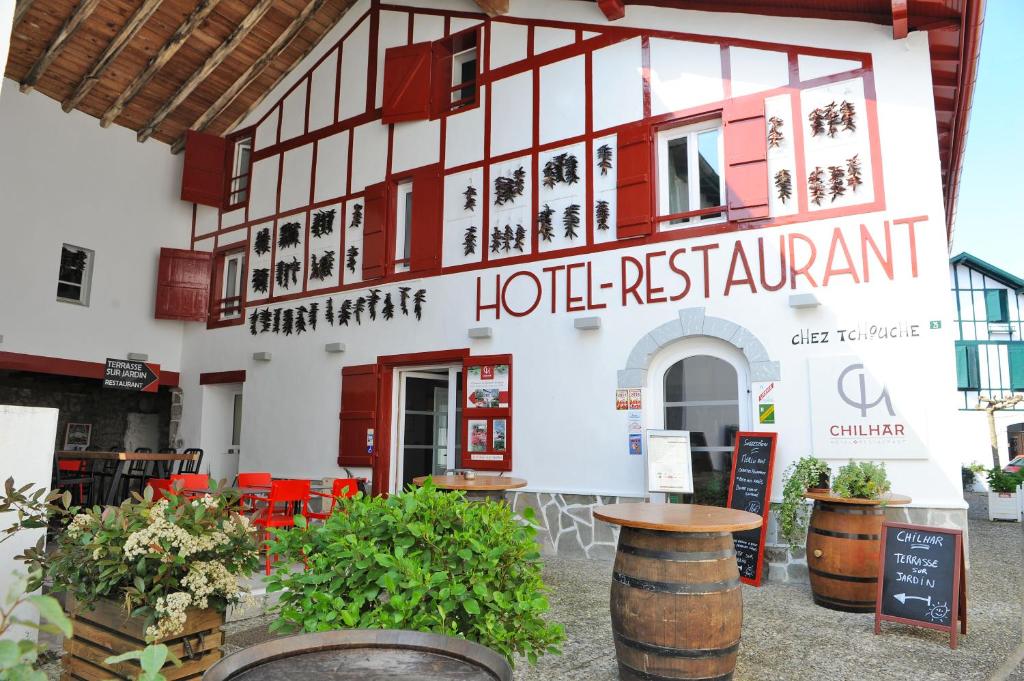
left=640, top=35, right=651, bottom=119
left=334, top=45, right=342, bottom=124
left=891, top=0, right=909, bottom=40
left=199, top=370, right=246, bottom=385
left=460, top=353, right=513, bottom=472
left=725, top=431, right=777, bottom=587
left=366, top=0, right=381, bottom=113
left=597, top=0, right=625, bottom=22
left=584, top=48, right=594, bottom=246
left=719, top=44, right=732, bottom=100
left=0, top=351, right=180, bottom=387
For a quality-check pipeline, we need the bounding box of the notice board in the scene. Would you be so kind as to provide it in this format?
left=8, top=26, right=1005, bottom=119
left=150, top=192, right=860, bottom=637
left=645, top=430, right=693, bottom=494
left=726, top=432, right=777, bottom=586
left=875, top=522, right=967, bottom=648
left=461, top=355, right=512, bottom=471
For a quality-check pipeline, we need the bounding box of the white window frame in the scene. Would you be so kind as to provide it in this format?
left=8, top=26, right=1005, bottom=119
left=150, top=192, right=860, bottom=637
left=394, top=180, right=414, bottom=273
left=656, top=119, right=725, bottom=231
left=227, top=135, right=253, bottom=207
left=220, top=251, right=245, bottom=320
left=56, top=244, right=94, bottom=306
left=451, top=47, right=477, bottom=106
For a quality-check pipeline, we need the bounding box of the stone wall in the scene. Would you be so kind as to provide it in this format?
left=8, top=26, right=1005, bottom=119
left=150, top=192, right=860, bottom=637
left=0, top=370, right=173, bottom=451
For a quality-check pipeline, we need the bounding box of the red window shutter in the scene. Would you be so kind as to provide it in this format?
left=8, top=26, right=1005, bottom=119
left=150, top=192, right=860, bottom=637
left=382, top=42, right=434, bottom=124
left=616, top=122, right=654, bottom=239
left=362, top=182, right=388, bottom=280
left=408, top=165, right=443, bottom=273
left=181, top=131, right=227, bottom=208
left=339, top=364, right=379, bottom=467
left=155, top=248, right=212, bottom=321
left=723, top=95, right=770, bottom=222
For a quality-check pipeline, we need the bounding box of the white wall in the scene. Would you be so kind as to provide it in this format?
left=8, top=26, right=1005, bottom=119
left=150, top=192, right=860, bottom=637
left=0, top=81, right=192, bottom=371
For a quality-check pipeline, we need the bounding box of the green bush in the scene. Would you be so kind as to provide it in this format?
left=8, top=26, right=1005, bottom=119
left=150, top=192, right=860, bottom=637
left=777, top=456, right=830, bottom=545
left=987, top=468, right=1023, bottom=493
left=265, top=481, right=564, bottom=666
left=832, top=461, right=890, bottom=500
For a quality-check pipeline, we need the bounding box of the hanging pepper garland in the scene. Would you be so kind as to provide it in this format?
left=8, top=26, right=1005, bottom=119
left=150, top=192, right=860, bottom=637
left=808, top=166, right=826, bottom=206
left=309, top=250, right=335, bottom=281
left=353, top=297, right=366, bottom=325
left=413, top=289, right=426, bottom=320
left=563, top=204, right=581, bottom=240
left=325, top=297, right=335, bottom=325
left=596, top=144, right=613, bottom=176
left=295, top=306, right=308, bottom=335
left=251, top=268, right=269, bottom=293
left=537, top=204, right=555, bottom=241
left=339, top=299, right=352, bottom=326
left=827, top=165, right=846, bottom=202
left=275, top=257, right=300, bottom=289
left=282, top=308, right=294, bottom=335
left=253, top=227, right=271, bottom=256
left=774, top=169, right=793, bottom=203
left=310, top=209, right=336, bottom=238
left=382, top=293, right=395, bottom=320
left=272, top=308, right=282, bottom=333
left=514, top=225, right=526, bottom=252
left=259, top=309, right=271, bottom=332
left=349, top=204, right=363, bottom=229
left=250, top=287, right=429, bottom=336
left=399, top=287, right=411, bottom=316
left=278, top=222, right=301, bottom=248
left=542, top=158, right=560, bottom=189
left=502, top=225, right=514, bottom=252
left=463, top=185, right=477, bottom=211
left=846, top=154, right=863, bottom=192
left=308, top=301, right=319, bottom=330
left=249, top=310, right=258, bottom=335
left=512, top=167, right=526, bottom=196
left=808, top=107, right=826, bottom=137
left=493, top=176, right=515, bottom=206
left=489, top=227, right=502, bottom=253
left=595, top=199, right=610, bottom=231
left=346, top=245, right=358, bottom=273
left=463, top=225, right=478, bottom=255
left=562, top=155, right=580, bottom=185
left=839, top=100, right=856, bottom=132
left=367, top=289, right=381, bottom=320
left=767, top=116, right=784, bottom=148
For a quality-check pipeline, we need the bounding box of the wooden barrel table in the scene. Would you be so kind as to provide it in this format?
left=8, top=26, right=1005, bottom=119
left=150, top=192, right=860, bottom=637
left=593, top=503, right=762, bottom=681
left=804, top=492, right=912, bottom=612
left=202, top=630, right=511, bottom=681
left=412, top=474, right=527, bottom=502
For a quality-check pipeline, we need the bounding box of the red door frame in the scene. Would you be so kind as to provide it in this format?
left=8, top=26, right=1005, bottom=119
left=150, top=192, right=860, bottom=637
left=371, top=347, right=470, bottom=496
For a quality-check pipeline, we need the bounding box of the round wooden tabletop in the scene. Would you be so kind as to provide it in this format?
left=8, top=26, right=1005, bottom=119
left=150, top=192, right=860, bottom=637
left=413, top=474, right=528, bottom=491
left=803, top=491, right=912, bottom=506
left=593, top=503, right=763, bottom=533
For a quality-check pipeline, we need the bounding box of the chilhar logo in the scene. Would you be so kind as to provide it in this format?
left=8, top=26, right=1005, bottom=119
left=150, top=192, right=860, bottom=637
left=837, top=363, right=895, bottom=418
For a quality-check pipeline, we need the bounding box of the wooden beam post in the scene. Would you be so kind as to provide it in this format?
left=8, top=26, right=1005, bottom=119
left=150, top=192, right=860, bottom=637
left=598, top=0, right=626, bottom=21
left=99, top=0, right=223, bottom=129
left=13, top=0, right=36, bottom=28
left=473, top=0, right=508, bottom=18
left=891, top=0, right=909, bottom=39
left=175, top=0, right=330, bottom=144
left=62, top=0, right=164, bottom=113
left=136, top=0, right=276, bottom=142
left=19, top=0, right=102, bottom=94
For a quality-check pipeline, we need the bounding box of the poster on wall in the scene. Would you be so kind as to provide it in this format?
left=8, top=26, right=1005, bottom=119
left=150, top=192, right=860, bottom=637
left=646, top=430, right=693, bottom=494
left=466, top=364, right=509, bottom=408
left=468, top=420, right=489, bottom=452
left=808, top=356, right=927, bottom=459
left=63, top=423, right=92, bottom=451
left=493, top=419, right=507, bottom=451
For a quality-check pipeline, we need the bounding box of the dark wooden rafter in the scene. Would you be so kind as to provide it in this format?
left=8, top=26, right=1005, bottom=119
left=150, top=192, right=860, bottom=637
left=13, top=0, right=36, bottom=28
left=173, top=0, right=331, bottom=149
left=19, top=0, right=102, bottom=94
left=62, top=0, right=164, bottom=113
left=473, top=0, right=508, bottom=18
left=136, top=0, right=276, bottom=142
left=99, top=0, right=224, bottom=129
left=172, top=0, right=353, bottom=154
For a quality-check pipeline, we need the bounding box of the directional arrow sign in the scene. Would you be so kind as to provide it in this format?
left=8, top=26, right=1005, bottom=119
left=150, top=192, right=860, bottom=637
left=103, top=359, right=160, bottom=393
left=893, top=593, right=931, bottom=606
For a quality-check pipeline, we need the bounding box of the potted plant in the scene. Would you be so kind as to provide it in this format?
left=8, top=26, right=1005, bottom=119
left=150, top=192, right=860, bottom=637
left=986, top=468, right=1022, bottom=521
left=961, top=462, right=986, bottom=491
left=266, top=480, right=565, bottom=667
left=49, top=484, right=260, bottom=679
left=777, top=456, right=831, bottom=546
left=832, top=461, right=891, bottom=500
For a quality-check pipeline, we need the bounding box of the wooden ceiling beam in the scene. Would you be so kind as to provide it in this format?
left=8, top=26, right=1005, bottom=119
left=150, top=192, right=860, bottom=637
left=137, top=0, right=276, bottom=142
left=99, top=0, right=223, bottom=129
left=891, top=0, right=908, bottom=39
left=13, top=0, right=37, bottom=28
left=62, top=0, right=164, bottom=113
left=473, top=0, right=508, bottom=18
left=19, top=0, right=102, bottom=94
left=174, top=0, right=329, bottom=147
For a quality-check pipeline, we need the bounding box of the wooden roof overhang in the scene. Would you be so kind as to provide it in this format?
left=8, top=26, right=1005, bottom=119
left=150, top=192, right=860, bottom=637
left=4, top=0, right=982, bottom=239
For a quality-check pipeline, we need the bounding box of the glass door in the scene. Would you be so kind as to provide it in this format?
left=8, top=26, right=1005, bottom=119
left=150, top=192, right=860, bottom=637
left=394, top=367, right=464, bottom=491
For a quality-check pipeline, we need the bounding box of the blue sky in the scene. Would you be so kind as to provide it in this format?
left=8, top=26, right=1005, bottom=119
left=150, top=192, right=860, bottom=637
left=949, top=1, right=1023, bottom=274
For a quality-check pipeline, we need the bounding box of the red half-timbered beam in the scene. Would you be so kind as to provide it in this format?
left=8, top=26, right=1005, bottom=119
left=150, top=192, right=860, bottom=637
left=891, top=0, right=908, bottom=39
left=0, top=351, right=180, bottom=387
left=199, top=370, right=247, bottom=385
left=598, top=0, right=626, bottom=21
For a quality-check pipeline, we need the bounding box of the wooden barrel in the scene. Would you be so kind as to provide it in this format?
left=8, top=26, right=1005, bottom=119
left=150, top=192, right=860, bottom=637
left=806, top=500, right=884, bottom=612
left=610, top=527, right=742, bottom=681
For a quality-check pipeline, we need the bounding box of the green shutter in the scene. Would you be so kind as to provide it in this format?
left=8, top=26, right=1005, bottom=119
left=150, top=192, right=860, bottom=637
left=955, top=342, right=980, bottom=390
left=985, top=289, right=1009, bottom=322
left=1009, top=343, right=1024, bottom=391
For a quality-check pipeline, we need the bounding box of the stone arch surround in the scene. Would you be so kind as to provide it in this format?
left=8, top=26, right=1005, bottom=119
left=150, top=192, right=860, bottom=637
left=617, top=307, right=781, bottom=388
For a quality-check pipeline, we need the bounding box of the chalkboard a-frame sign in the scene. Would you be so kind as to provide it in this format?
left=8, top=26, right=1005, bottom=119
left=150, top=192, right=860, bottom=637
left=874, top=522, right=967, bottom=649
left=726, top=432, right=778, bottom=587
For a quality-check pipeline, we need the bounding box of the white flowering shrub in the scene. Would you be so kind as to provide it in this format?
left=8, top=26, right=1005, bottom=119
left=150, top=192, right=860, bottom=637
left=49, top=485, right=259, bottom=642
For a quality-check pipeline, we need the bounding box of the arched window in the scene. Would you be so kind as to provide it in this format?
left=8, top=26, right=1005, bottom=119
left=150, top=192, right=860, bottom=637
left=663, top=355, right=740, bottom=506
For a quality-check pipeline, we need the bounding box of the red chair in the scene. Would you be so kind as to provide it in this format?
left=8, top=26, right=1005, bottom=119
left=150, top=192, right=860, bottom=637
left=306, top=478, right=360, bottom=521
left=145, top=478, right=172, bottom=501
left=57, top=459, right=93, bottom=505
left=247, top=480, right=311, bottom=575
left=236, top=472, right=272, bottom=511
left=170, top=473, right=210, bottom=498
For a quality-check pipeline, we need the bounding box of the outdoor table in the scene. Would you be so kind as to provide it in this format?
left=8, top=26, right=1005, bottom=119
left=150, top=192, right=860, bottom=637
left=593, top=503, right=762, bottom=681
left=55, top=450, right=199, bottom=506
left=804, top=491, right=912, bottom=612
left=412, top=474, right=527, bottom=502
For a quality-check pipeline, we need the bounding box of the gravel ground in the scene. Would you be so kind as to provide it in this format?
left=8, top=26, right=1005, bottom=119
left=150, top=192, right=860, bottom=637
left=42, top=493, right=1023, bottom=680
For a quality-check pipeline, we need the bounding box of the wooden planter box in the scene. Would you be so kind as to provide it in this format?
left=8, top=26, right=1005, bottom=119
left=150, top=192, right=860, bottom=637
left=989, top=490, right=1021, bottom=521
left=62, top=595, right=224, bottom=681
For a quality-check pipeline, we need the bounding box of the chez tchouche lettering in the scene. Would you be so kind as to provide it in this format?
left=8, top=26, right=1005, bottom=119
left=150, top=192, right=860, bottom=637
left=474, top=215, right=925, bottom=321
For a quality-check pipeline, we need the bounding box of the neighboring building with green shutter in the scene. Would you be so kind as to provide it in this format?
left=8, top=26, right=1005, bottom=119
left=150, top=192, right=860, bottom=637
left=950, top=252, right=1024, bottom=467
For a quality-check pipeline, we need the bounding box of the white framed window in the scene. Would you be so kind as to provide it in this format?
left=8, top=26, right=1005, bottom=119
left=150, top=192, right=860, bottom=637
left=56, top=244, right=94, bottom=306
left=220, top=251, right=245, bottom=319
left=394, top=180, right=414, bottom=273
left=451, top=44, right=477, bottom=108
left=226, top=134, right=253, bottom=209
left=657, top=119, right=725, bottom=230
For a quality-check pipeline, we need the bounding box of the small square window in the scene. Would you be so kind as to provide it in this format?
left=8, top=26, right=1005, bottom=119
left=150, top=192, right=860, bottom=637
left=394, top=181, right=414, bottom=273
left=440, top=30, right=478, bottom=114
left=656, top=120, right=725, bottom=230
left=56, top=244, right=93, bottom=306
left=225, top=133, right=253, bottom=209
left=215, top=250, right=246, bottom=321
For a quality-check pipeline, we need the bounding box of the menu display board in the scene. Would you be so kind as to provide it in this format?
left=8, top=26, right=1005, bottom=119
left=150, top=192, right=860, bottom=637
left=645, top=430, right=693, bottom=494
left=875, top=522, right=967, bottom=649
left=462, top=355, right=512, bottom=471
left=726, top=433, right=777, bottom=587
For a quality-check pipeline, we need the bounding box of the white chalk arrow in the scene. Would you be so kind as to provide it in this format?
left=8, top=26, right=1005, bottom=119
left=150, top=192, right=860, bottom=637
left=894, top=593, right=931, bottom=606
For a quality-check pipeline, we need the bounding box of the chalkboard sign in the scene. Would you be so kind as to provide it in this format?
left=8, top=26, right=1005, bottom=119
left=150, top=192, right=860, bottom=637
left=875, top=522, right=967, bottom=649
left=726, top=432, right=777, bottom=587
